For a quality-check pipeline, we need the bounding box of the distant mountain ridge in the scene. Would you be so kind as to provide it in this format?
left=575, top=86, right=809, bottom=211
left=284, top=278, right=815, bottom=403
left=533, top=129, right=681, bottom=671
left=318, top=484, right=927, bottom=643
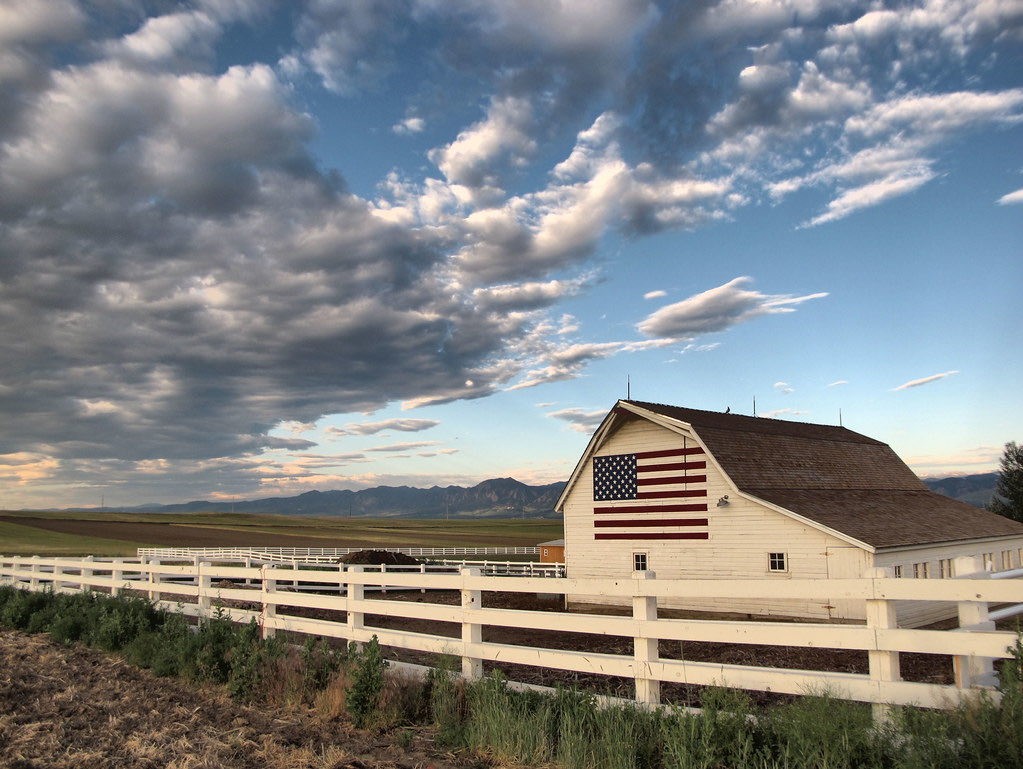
left=133, top=477, right=567, bottom=518
left=122, top=472, right=996, bottom=518
left=922, top=472, right=998, bottom=509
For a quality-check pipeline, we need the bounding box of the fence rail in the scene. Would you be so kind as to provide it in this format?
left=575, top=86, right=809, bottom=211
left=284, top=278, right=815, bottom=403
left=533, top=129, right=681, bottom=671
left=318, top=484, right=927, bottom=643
left=137, top=546, right=542, bottom=563
left=2, top=553, right=1020, bottom=720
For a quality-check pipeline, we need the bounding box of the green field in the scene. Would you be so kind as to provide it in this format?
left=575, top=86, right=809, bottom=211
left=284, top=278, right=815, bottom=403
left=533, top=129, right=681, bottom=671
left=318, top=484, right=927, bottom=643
left=0, top=510, right=563, bottom=557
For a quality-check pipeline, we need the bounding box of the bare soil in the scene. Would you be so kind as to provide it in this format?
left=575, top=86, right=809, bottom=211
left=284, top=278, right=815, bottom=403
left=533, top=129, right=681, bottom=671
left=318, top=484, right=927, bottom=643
left=0, top=629, right=468, bottom=769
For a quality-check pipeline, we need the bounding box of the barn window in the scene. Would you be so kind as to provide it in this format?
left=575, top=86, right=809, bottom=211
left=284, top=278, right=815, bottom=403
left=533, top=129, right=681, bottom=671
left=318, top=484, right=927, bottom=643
left=768, top=552, right=787, bottom=572
left=893, top=565, right=904, bottom=578
left=1002, top=550, right=1013, bottom=571
left=983, top=553, right=995, bottom=571
left=633, top=552, right=648, bottom=572
left=913, top=562, right=930, bottom=579
left=543, top=548, right=549, bottom=558
left=938, top=559, right=953, bottom=579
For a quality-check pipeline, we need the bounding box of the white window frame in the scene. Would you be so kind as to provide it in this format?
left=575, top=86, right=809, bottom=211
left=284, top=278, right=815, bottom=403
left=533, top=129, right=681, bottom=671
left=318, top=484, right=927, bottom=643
left=768, top=552, right=787, bottom=573
left=633, top=552, right=648, bottom=572
left=913, top=562, right=929, bottom=579
left=893, top=565, right=904, bottom=578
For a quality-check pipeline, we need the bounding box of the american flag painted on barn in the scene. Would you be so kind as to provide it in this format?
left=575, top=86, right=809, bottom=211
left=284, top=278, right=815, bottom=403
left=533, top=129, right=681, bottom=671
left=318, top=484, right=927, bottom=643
left=591, top=444, right=709, bottom=540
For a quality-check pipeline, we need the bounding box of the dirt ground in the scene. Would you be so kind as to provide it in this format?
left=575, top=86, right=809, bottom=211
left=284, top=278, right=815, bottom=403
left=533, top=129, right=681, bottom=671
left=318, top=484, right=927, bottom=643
left=0, top=628, right=470, bottom=769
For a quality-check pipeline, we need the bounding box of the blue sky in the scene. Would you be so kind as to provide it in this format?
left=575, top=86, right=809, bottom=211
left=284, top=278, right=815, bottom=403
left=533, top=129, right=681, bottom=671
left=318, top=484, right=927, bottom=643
left=0, top=0, right=1020, bottom=508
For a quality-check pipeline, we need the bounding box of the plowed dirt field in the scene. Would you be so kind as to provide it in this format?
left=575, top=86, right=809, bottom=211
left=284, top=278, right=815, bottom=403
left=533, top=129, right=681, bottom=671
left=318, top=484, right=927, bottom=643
left=0, top=629, right=465, bottom=769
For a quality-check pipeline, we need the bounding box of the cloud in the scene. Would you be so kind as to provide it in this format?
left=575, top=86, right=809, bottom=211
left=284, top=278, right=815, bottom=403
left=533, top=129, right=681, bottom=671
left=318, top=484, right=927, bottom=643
left=546, top=407, right=606, bottom=433
left=393, top=116, right=425, bottom=134
left=644, top=290, right=667, bottom=300
left=905, top=445, right=1004, bottom=476
left=760, top=408, right=809, bottom=419
left=774, top=382, right=794, bottom=395
left=637, top=277, right=827, bottom=339
left=998, top=188, right=1023, bottom=205
left=366, top=441, right=443, bottom=453
left=892, top=370, right=960, bottom=391
left=327, top=418, right=440, bottom=437
left=0, top=0, right=1018, bottom=505
left=827, top=380, right=849, bottom=387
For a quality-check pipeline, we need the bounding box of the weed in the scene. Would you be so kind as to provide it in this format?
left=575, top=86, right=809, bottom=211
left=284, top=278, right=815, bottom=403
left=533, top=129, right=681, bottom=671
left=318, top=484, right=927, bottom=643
left=346, top=636, right=387, bottom=728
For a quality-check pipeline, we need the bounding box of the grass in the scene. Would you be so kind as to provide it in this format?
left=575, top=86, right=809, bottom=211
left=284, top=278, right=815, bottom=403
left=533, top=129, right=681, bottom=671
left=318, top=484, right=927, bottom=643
left=0, top=520, right=142, bottom=556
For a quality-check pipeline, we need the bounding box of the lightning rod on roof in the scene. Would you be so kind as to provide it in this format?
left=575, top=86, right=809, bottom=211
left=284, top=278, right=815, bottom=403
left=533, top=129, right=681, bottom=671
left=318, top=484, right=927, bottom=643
left=627, top=374, right=630, bottom=400
left=752, top=396, right=756, bottom=416
left=839, top=408, right=843, bottom=427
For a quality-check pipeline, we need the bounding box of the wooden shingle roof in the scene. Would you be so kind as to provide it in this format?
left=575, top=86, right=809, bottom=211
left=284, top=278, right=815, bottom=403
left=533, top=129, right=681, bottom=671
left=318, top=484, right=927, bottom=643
left=620, top=400, right=1023, bottom=550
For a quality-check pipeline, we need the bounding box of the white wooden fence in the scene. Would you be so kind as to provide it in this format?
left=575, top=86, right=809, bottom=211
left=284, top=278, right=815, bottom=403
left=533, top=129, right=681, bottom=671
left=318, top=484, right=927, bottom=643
left=2, top=553, right=1021, bottom=719
left=137, top=546, right=541, bottom=563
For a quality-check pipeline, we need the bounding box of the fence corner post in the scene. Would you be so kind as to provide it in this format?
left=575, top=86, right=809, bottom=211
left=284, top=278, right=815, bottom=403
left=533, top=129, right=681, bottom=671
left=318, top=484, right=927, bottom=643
left=261, top=564, right=277, bottom=639
left=866, top=566, right=900, bottom=723
left=460, top=566, right=483, bottom=681
left=952, top=555, right=995, bottom=689
left=29, top=555, right=40, bottom=591
left=632, top=570, right=660, bottom=706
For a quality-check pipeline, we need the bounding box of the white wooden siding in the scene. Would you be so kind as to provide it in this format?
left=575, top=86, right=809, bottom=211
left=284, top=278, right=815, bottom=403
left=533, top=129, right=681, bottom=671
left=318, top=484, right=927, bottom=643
left=874, top=537, right=1023, bottom=627
left=563, top=417, right=1023, bottom=627
left=564, top=418, right=859, bottom=620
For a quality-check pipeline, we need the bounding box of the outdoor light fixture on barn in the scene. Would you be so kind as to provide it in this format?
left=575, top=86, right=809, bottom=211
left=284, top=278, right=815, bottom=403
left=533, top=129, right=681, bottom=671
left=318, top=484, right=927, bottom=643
left=556, top=400, right=1023, bottom=627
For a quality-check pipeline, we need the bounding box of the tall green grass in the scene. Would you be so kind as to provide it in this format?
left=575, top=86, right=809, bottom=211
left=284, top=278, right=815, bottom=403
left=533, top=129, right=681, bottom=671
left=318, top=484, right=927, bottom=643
left=2, top=583, right=1021, bottom=768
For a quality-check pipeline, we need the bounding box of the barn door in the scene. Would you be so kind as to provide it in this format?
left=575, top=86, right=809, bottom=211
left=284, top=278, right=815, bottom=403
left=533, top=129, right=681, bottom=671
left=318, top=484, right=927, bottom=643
left=825, top=546, right=866, bottom=620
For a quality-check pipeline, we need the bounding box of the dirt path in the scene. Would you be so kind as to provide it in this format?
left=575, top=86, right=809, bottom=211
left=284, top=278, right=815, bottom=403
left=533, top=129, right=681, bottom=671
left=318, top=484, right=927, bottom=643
left=0, top=629, right=465, bottom=769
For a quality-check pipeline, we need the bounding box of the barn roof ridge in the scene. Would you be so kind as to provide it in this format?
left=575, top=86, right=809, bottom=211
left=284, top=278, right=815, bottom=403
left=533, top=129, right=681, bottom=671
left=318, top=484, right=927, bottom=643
left=622, top=399, right=883, bottom=445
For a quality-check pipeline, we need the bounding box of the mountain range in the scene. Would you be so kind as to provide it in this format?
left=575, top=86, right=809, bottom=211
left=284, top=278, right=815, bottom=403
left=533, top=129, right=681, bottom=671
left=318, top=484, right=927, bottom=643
left=133, top=477, right=567, bottom=518
left=123, top=473, right=1000, bottom=518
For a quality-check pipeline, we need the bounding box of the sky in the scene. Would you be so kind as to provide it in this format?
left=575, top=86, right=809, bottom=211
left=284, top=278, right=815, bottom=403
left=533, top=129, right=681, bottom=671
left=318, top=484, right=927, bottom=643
left=0, top=0, right=1021, bottom=509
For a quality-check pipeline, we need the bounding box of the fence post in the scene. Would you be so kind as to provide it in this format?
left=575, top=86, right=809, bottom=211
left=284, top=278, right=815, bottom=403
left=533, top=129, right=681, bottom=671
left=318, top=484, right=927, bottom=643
left=147, top=557, right=162, bottom=604
left=81, top=555, right=94, bottom=593
left=953, top=555, right=996, bottom=688
left=52, top=557, right=64, bottom=594
left=461, top=567, right=483, bottom=681
left=420, top=562, right=427, bottom=594
left=381, top=563, right=387, bottom=594
left=197, top=559, right=212, bottom=617
left=347, top=565, right=364, bottom=647
left=292, top=559, right=299, bottom=588
left=30, top=555, right=40, bottom=591
left=261, top=564, right=277, bottom=639
left=866, top=567, right=900, bottom=723
left=111, top=558, right=123, bottom=597
left=633, top=570, right=660, bottom=706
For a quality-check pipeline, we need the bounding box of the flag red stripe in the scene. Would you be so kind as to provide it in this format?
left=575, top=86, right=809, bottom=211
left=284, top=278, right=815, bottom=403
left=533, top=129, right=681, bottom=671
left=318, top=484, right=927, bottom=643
left=634, top=447, right=704, bottom=459
left=594, top=503, right=708, bottom=514
left=636, top=474, right=707, bottom=486
left=595, top=532, right=710, bottom=540
left=638, top=461, right=706, bottom=473
left=637, top=489, right=707, bottom=499
left=594, top=518, right=708, bottom=528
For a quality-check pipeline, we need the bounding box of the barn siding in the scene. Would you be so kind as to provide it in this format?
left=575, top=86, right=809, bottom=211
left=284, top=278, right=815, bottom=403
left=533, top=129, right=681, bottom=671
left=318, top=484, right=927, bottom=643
left=564, top=418, right=859, bottom=620
left=874, top=537, right=1023, bottom=626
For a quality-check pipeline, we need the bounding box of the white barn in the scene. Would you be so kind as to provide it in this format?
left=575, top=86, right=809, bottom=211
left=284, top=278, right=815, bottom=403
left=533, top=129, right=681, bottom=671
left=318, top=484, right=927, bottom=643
left=556, top=400, right=1023, bottom=627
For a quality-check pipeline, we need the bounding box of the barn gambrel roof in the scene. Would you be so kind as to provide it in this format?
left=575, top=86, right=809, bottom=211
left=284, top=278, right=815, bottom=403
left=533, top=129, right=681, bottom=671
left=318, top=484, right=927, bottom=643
left=556, top=400, right=1023, bottom=551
